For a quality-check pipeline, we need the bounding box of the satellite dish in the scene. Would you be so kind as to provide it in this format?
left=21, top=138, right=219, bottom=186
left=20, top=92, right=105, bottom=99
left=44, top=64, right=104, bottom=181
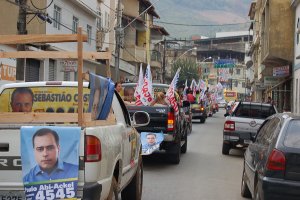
left=246, top=60, right=253, bottom=68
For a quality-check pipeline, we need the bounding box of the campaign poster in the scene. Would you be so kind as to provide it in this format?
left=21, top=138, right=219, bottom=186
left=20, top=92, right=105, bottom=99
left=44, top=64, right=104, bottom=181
left=141, top=132, right=164, bottom=155
left=21, top=126, right=81, bottom=200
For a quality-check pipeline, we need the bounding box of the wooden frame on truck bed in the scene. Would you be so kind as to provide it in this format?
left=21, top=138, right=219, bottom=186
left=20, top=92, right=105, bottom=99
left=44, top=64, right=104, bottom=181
left=0, top=27, right=115, bottom=127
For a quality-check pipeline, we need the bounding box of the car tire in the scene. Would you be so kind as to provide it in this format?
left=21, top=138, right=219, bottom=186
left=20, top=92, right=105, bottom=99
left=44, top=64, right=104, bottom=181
left=168, top=142, right=181, bottom=164
left=106, top=177, right=118, bottom=200
left=200, top=118, right=205, bottom=123
left=241, top=169, right=251, bottom=198
left=121, top=156, right=143, bottom=200
left=222, top=142, right=231, bottom=155
left=181, top=133, right=187, bottom=154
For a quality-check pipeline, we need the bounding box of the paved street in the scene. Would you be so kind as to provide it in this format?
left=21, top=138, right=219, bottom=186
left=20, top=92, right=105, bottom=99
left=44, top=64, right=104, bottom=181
left=142, top=110, right=248, bottom=200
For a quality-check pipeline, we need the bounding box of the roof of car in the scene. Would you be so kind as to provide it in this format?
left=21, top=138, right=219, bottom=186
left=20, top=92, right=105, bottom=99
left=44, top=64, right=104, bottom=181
left=237, top=101, right=274, bottom=106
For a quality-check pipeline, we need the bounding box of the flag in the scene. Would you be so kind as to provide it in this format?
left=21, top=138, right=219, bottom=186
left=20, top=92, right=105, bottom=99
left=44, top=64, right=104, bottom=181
left=166, top=68, right=181, bottom=115
left=183, top=79, right=188, bottom=101
left=140, top=64, right=154, bottom=106
left=135, top=64, right=144, bottom=106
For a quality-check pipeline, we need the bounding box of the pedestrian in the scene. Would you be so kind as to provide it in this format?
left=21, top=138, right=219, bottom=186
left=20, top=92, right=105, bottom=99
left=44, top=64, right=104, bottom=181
left=114, top=82, right=122, bottom=94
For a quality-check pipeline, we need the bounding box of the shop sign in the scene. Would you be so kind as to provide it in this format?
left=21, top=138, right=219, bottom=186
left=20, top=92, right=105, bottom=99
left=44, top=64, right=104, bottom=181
left=273, top=65, right=289, bottom=77
left=208, top=74, right=216, bottom=79
left=264, top=76, right=280, bottom=86
left=0, top=64, right=16, bottom=81
left=60, top=60, right=77, bottom=72
left=214, top=59, right=235, bottom=68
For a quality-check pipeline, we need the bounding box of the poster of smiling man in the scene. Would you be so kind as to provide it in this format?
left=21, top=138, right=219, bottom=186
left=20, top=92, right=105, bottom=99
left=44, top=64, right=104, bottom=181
left=21, top=126, right=81, bottom=200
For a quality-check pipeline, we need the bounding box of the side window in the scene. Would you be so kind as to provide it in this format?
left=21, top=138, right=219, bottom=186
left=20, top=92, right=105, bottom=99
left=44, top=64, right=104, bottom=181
left=255, top=120, right=271, bottom=144
left=114, top=91, right=131, bottom=126
left=264, top=117, right=280, bottom=144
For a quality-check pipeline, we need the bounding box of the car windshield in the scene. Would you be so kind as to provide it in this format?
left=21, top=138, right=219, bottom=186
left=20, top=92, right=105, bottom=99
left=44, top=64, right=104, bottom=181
left=283, top=119, right=300, bottom=148
left=232, top=103, right=276, bottom=119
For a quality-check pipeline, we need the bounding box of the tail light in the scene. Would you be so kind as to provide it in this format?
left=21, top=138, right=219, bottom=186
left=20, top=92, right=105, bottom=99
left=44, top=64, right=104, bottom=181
left=224, top=120, right=235, bottom=131
left=200, top=106, right=204, bottom=111
left=167, top=111, right=175, bottom=131
left=85, top=135, right=101, bottom=162
left=266, top=149, right=286, bottom=171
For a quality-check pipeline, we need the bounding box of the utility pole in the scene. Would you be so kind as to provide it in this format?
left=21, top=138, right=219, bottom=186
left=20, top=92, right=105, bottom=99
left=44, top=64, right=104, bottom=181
left=162, top=38, right=166, bottom=84
left=114, top=0, right=122, bottom=81
left=16, top=0, right=27, bottom=81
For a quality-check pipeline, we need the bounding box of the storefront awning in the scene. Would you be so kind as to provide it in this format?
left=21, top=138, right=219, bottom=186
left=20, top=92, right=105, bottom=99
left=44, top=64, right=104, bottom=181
left=265, top=77, right=292, bottom=93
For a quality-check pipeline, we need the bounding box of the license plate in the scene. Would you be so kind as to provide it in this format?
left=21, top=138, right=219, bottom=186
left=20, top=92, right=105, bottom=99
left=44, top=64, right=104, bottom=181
left=0, top=191, right=25, bottom=200
left=244, top=139, right=252, bottom=144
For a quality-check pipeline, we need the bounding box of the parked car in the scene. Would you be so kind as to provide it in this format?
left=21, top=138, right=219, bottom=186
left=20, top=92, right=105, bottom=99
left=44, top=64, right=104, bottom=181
left=222, top=101, right=277, bottom=155
left=241, top=113, right=300, bottom=200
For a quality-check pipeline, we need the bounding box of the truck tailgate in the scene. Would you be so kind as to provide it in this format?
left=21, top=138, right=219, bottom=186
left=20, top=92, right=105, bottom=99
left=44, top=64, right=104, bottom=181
left=127, top=105, right=169, bottom=133
left=0, top=128, right=85, bottom=190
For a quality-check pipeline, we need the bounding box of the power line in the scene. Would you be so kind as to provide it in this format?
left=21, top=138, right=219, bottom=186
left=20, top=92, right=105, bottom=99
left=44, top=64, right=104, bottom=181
left=30, top=0, right=53, bottom=10
left=154, top=20, right=251, bottom=27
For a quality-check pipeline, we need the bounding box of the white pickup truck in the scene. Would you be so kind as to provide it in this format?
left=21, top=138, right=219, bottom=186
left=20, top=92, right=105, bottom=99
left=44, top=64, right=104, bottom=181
left=0, top=81, right=150, bottom=200
left=222, top=101, right=277, bottom=155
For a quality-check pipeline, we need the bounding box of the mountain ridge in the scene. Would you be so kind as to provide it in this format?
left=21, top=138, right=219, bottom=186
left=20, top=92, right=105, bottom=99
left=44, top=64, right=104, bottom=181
left=154, top=0, right=253, bottom=38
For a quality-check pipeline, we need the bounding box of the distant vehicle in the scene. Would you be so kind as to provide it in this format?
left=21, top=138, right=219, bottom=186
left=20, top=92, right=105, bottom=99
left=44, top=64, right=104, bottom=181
left=222, top=101, right=277, bottom=155
left=191, top=102, right=208, bottom=123
left=241, top=113, right=300, bottom=200
left=121, top=83, right=188, bottom=164
left=218, top=99, right=227, bottom=108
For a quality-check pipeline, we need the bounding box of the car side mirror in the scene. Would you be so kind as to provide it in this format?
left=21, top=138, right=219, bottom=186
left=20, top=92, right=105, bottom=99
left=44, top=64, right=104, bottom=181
left=132, top=111, right=150, bottom=127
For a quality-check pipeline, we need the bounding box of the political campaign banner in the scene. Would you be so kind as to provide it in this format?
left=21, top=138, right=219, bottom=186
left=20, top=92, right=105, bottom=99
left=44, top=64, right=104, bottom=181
left=21, top=126, right=81, bottom=200
left=141, top=132, right=164, bottom=155
left=0, top=86, right=90, bottom=113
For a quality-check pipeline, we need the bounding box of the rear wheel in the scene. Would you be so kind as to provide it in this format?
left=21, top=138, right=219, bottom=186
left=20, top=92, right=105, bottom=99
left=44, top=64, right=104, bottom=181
left=106, top=177, right=118, bottom=200
left=168, top=142, right=181, bottom=164
left=121, top=156, right=143, bottom=200
left=181, top=133, right=187, bottom=154
left=222, top=142, right=231, bottom=155
left=241, top=169, right=251, bottom=198
left=200, top=118, right=205, bottom=123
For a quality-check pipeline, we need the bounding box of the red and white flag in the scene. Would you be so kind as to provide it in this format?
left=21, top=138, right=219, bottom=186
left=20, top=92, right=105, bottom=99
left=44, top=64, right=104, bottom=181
left=166, top=68, right=181, bottom=115
left=135, top=64, right=144, bottom=106
left=140, top=64, right=154, bottom=106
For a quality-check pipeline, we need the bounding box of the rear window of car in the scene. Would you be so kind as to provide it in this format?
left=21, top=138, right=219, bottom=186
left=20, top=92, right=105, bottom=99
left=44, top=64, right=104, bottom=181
left=233, top=103, right=276, bottom=119
left=283, top=119, right=300, bottom=148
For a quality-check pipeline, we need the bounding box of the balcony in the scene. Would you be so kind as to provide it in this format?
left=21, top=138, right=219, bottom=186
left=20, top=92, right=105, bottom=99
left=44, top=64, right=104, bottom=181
left=150, top=50, right=162, bottom=68
left=122, top=45, right=146, bottom=63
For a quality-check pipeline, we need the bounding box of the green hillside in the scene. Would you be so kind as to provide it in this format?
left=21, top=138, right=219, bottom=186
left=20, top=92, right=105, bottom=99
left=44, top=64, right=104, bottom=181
left=154, top=0, right=253, bottom=38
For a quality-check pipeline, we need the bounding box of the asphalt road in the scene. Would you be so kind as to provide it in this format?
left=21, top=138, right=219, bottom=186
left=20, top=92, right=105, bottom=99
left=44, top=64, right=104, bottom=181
left=142, top=110, right=248, bottom=200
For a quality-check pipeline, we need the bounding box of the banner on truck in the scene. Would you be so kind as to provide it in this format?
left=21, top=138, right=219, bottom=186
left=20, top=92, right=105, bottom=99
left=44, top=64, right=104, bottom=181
left=21, top=126, right=81, bottom=200
left=141, top=132, right=164, bottom=155
left=0, top=86, right=90, bottom=113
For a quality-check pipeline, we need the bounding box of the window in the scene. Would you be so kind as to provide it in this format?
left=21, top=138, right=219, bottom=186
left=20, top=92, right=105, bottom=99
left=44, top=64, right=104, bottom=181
left=242, top=82, right=245, bottom=88
left=64, top=72, right=70, bottom=81
left=284, top=119, right=300, bottom=148
left=72, top=16, right=79, bottom=33
left=53, top=5, right=61, bottom=30
left=234, top=80, right=238, bottom=87
left=236, top=68, right=241, bottom=75
left=49, top=59, right=56, bottom=81
left=96, top=10, right=102, bottom=30
left=87, top=25, right=92, bottom=44
left=233, top=104, right=276, bottom=119
left=105, top=12, right=109, bottom=29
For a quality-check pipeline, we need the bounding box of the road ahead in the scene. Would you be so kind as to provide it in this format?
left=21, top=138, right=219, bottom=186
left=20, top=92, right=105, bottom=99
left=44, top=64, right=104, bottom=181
left=142, top=110, right=248, bottom=200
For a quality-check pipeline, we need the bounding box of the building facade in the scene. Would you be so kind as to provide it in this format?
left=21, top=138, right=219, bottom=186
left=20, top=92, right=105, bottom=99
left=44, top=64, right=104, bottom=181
left=249, top=0, right=294, bottom=112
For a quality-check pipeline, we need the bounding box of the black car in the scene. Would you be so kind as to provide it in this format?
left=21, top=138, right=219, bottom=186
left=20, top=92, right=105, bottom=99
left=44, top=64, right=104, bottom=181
left=241, top=113, right=300, bottom=200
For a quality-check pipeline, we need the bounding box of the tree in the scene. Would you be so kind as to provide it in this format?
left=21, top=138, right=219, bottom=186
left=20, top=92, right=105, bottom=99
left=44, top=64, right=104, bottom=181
left=171, top=58, right=200, bottom=86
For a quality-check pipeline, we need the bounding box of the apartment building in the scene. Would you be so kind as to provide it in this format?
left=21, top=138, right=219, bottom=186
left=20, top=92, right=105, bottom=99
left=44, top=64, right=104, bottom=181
left=194, top=32, right=251, bottom=100
left=248, top=0, right=294, bottom=112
